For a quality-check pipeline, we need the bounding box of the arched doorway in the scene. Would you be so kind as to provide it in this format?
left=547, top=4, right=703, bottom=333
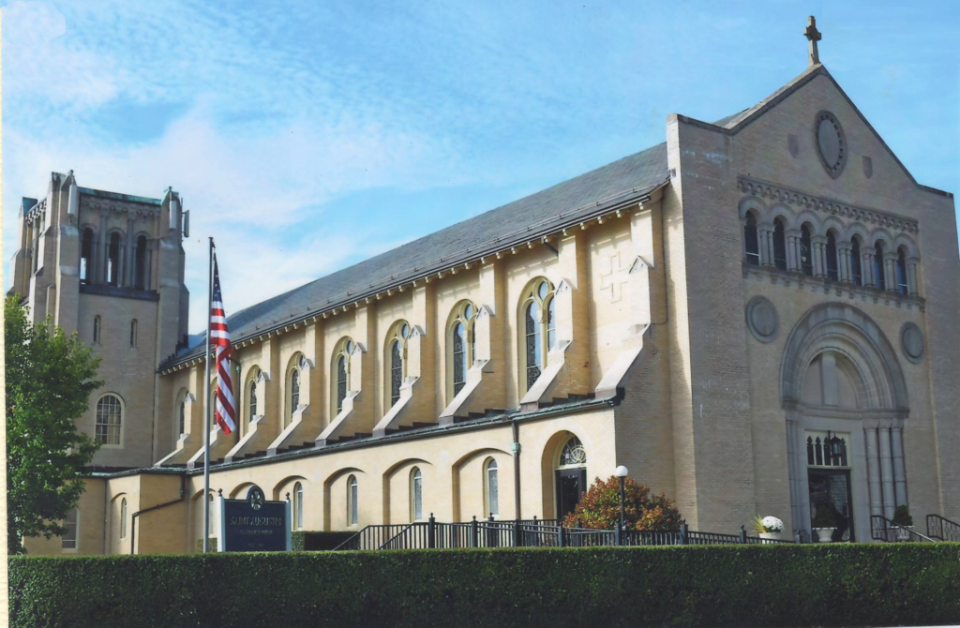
left=555, top=436, right=587, bottom=520
left=781, top=304, right=909, bottom=542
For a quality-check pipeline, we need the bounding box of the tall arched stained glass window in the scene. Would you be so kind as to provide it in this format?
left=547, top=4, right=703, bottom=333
left=874, top=241, right=886, bottom=290
left=410, top=468, right=423, bottom=522
left=851, top=237, right=863, bottom=286
left=391, top=341, right=403, bottom=406
left=896, top=247, right=908, bottom=295
left=485, top=459, right=499, bottom=517
left=826, top=232, right=838, bottom=281
left=800, top=226, right=813, bottom=276
left=525, top=301, right=541, bottom=390
left=452, top=322, right=467, bottom=396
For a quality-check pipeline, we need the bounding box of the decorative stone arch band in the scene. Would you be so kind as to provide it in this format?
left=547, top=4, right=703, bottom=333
left=780, top=303, right=909, bottom=415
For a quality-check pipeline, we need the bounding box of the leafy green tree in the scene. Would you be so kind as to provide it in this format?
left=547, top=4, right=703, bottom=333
left=6, top=296, right=102, bottom=554
left=562, top=475, right=683, bottom=531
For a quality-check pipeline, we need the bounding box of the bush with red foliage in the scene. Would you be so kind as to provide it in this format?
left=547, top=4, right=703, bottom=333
left=561, top=475, right=682, bottom=531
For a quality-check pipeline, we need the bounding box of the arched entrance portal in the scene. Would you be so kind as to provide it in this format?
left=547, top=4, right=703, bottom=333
left=555, top=436, right=587, bottom=520
left=781, top=304, right=909, bottom=542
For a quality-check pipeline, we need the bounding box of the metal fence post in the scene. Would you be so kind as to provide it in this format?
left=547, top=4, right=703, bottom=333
left=428, top=513, right=436, bottom=549
left=514, top=520, right=522, bottom=548
left=739, top=525, right=747, bottom=544
left=680, top=522, right=688, bottom=545
left=558, top=525, right=566, bottom=548
left=615, top=525, right=622, bottom=547
left=470, top=516, right=478, bottom=548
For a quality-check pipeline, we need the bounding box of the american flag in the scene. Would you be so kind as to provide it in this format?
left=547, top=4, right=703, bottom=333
left=211, top=254, right=236, bottom=434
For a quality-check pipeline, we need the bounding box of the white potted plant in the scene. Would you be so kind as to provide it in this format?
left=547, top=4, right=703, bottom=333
left=752, top=515, right=784, bottom=540
left=811, top=507, right=839, bottom=543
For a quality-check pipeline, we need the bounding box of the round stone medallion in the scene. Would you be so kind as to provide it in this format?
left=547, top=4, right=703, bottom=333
left=815, top=111, right=847, bottom=179
left=900, top=323, right=925, bottom=364
left=746, top=296, right=779, bottom=343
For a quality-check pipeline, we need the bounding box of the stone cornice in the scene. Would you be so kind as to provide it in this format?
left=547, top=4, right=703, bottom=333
left=737, top=175, right=919, bottom=234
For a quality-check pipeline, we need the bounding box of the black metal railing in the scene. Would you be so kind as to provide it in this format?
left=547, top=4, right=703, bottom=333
left=334, top=517, right=802, bottom=552
left=926, top=514, right=960, bottom=542
left=870, top=515, right=935, bottom=543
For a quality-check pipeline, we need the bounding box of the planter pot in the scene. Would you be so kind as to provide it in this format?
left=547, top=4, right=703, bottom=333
left=814, top=527, right=836, bottom=543
left=759, top=531, right=782, bottom=540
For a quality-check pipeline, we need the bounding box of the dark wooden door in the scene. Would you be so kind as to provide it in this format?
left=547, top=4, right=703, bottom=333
left=808, top=468, right=855, bottom=542
left=556, top=468, right=587, bottom=521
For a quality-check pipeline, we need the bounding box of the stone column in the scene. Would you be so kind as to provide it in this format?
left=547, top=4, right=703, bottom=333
left=884, top=252, right=898, bottom=293
left=837, top=244, right=852, bottom=283
left=865, top=427, right=883, bottom=517
left=907, top=258, right=920, bottom=296
left=786, top=229, right=800, bottom=272
left=878, top=427, right=896, bottom=519
left=892, top=427, right=907, bottom=507
left=811, top=236, right=826, bottom=278
left=758, top=227, right=774, bottom=267
left=863, top=250, right=875, bottom=288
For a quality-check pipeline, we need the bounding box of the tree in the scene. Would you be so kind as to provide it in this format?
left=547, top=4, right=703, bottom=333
left=6, top=296, right=102, bottom=554
left=562, top=475, right=683, bottom=531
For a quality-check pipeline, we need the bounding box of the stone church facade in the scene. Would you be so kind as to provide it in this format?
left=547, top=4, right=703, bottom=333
left=16, top=54, right=960, bottom=554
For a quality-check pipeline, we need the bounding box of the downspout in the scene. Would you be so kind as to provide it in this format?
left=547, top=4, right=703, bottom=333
left=512, top=420, right=521, bottom=519
left=130, top=474, right=186, bottom=554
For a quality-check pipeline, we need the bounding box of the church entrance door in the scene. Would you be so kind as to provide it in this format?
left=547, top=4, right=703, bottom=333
left=555, top=468, right=586, bottom=521
left=808, top=468, right=855, bottom=542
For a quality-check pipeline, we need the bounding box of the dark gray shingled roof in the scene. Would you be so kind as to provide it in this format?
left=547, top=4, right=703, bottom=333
left=163, top=140, right=670, bottom=369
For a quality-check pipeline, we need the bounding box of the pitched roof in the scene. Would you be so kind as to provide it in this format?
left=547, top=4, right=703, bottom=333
left=163, top=140, right=670, bottom=368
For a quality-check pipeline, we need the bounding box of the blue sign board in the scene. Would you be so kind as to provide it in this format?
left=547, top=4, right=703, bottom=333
left=218, top=486, right=291, bottom=552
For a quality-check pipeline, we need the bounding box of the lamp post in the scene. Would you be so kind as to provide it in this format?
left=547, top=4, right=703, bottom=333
left=615, top=465, right=629, bottom=536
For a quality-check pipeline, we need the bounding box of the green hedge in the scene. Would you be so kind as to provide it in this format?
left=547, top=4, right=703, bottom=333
left=291, top=531, right=355, bottom=551
left=10, top=544, right=960, bottom=627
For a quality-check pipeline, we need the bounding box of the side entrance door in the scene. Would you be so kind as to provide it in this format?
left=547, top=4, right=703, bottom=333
left=808, top=468, right=855, bottom=542
left=555, top=468, right=587, bottom=521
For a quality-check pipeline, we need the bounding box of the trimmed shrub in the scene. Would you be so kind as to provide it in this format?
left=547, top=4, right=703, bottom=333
left=10, top=544, right=960, bottom=627
left=291, top=531, right=356, bottom=551
left=563, top=475, right=682, bottom=530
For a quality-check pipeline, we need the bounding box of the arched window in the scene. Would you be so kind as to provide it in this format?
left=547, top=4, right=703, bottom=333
left=96, top=394, right=123, bottom=445
left=130, top=319, right=138, bottom=348
left=485, top=459, right=499, bottom=518
left=333, top=339, right=354, bottom=416
left=134, top=235, right=148, bottom=290
left=851, top=237, right=863, bottom=286
left=107, top=232, right=122, bottom=286
left=826, top=232, right=838, bottom=281
left=521, top=279, right=556, bottom=394
left=293, top=482, right=304, bottom=531
left=743, top=213, right=760, bottom=265
left=80, top=228, right=94, bottom=284
left=799, top=226, right=813, bottom=276
left=288, top=367, right=300, bottom=426
left=120, top=498, right=128, bottom=539
left=62, top=508, right=78, bottom=550
left=348, top=475, right=358, bottom=525
left=896, top=247, right=908, bottom=295
left=559, top=436, right=587, bottom=467
left=410, top=467, right=423, bottom=522
left=387, top=321, right=411, bottom=408
left=773, top=219, right=787, bottom=271
left=178, top=399, right=186, bottom=436
left=248, top=378, right=258, bottom=419
left=93, top=315, right=101, bottom=344
left=449, top=302, right=477, bottom=400
left=874, top=241, right=886, bottom=290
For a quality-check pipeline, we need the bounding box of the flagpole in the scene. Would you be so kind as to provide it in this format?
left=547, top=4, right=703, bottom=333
left=203, top=237, right=214, bottom=552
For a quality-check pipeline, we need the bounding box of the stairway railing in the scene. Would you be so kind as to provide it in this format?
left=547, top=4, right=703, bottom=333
left=870, top=515, right=935, bottom=543
left=926, top=514, right=960, bottom=542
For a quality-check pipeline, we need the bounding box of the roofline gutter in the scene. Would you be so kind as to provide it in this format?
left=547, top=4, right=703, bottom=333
left=159, top=181, right=668, bottom=373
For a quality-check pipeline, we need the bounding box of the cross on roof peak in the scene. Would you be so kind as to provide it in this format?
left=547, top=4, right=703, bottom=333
left=804, top=15, right=822, bottom=67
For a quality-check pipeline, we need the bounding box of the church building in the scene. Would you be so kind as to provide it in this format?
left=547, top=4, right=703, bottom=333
left=15, top=20, right=960, bottom=554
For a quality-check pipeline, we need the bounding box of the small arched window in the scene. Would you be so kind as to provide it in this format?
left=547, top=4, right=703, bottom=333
left=130, top=319, right=138, bottom=348
left=348, top=475, right=359, bottom=525
left=485, top=459, right=499, bottom=518
left=851, top=237, right=863, bottom=286
left=249, top=378, right=258, bottom=419
left=521, top=279, right=555, bottom=394
left=333, top=339, right=354, bottom=416
left=293, top=482, right=304, bottom=531
left=107, top=232, right=122, bottom=286
left=743, top=213, right=760, bottom=265
left=800, top=225, right=813, bottom=276
left=80, top=228, right=94, bottom=284
left=874, top=241, right=886, bottom=290
left=826, top=232, right=838, bottom=281
left=773, top=219, right=787, bottom=271
left=288, top=368, right=300, bottom=425
left=178, top=399, right=186, bottom=436
left=387, top=322, right=411, bottom=408
left=449, top=302, right=477, bottom=401
left=559, top=436, right=587, bottom=467
left=120, top=498, right=128, bottom=539
left=134, top=235, right=148, bottom=290
left=896, top=247, right=908, bottom=295
left=96, top=394, right=123, bottom=445
left=410, top=467, right=423, bottom=522
left=93, top=315, right=101, bottom=344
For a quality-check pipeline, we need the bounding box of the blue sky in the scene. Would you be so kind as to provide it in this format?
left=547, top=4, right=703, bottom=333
left=4, top=0, right=958, bottom=332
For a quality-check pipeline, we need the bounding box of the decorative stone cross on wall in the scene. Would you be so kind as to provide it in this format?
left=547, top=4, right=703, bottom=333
left=804, top=15, right=822, bottom=66
left=600, top=252, right=629, bottom=303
